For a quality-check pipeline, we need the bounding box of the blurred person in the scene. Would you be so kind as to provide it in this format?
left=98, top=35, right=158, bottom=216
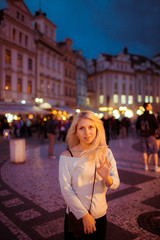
left=136, top=102, right=160, bottom=172
left=58, top=119, right=66, bottom=141
left=59, top=111, right=120, bottom=240
left=101, top=114, right=110, bottom=145
left=26, top=118, right=32, bottom=137
left=46, top=114, right=58, bottom=159
left=3, top=117, right=10, bottom=140
left=64, top=116, right=73, bottom=141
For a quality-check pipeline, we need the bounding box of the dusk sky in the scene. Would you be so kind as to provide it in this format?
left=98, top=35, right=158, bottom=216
left=1, top=0, right=160, bottom=60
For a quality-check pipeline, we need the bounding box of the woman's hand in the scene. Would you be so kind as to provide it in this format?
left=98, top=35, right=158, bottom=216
left=82, top=212, right=96, bottom=234
left=97, top=156, right=113, bottom=186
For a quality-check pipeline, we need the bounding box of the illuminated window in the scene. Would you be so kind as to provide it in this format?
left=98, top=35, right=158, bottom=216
left=5, top=76, right=11, bottom=90
left=99, top=95, right=104, bottom=104
left=150, top=96, right=153, bottom=103
left=28, top=81, right=32, bottom=94
left=128, top=95, right=133, bottom=105
left=17, top=54, right=23, bottom=67
left=113, top=94, right=118, bottom=103
left=17, top=78, right=22, bottom=92
left=156, top=96, right=159, bottom=103
left=5, top=49, right=11, bottom=64
left=121, top=95, right=126, bottom=104
left=145, top=96, right=149, bottom=102
left=138, top=95, right=142, bottom=102
left=87, top=97, right=90, bottom=106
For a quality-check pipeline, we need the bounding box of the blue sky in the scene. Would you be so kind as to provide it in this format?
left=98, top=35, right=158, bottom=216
left=1, top=0, right=160, bottom=59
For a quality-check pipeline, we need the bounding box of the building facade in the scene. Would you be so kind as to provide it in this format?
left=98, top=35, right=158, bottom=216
left=87, top=47, right=160, bottom=117
left=0, top=0, right=36, bottom=105
left=32, top=9, right=65, bottom=108
left=74, top=49, right=87, bottom=108
left=58, top=38, right=77, bottom=108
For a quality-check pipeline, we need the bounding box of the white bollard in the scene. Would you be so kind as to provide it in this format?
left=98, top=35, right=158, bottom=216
left=10, top=139, right=26, bottom=163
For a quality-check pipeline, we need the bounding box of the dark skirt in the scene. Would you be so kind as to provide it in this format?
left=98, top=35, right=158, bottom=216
left=64, top=213, right=107, bottom=240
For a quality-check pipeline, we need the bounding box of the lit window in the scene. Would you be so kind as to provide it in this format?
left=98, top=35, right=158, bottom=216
left=138, top=95, right=142, bottom=103
left=28, top=81, right=32, bottom=94
left=5, top=49, right=11, bottom=64
left=145, top=96, right=149, bottom=102
left=99, top=95, right=104, bottom=104
left=121, top=95, right=126, bottom=104
left=17, top=78, right=22, bottom=92
left=150, top=96, right=153, bottom=103
left=156, top=96, right=159, bottom=103
left=17, top=54, right=23, bottom=67
left=87, top=97, right=90, bottom=106
left=5, top=76, right=11, bottom=90
left=113, top=94, right=118, bottom=104
left=128, top=95, right=133, bottom=105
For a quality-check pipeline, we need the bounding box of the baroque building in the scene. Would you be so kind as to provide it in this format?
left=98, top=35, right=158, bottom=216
left=32, top=9, right=64, bottom=108
left=0, top=0, right=36, bottom=105
left=87, top=47, right=160, bottom=117
left=58, top=38, right=77, bottom=108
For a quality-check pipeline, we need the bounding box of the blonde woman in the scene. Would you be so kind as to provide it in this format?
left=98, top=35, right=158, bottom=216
left=59, top=111, right=120, bottom=240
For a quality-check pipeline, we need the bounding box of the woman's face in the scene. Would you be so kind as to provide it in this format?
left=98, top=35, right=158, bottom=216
left=76, top=118, right=97, bottom=145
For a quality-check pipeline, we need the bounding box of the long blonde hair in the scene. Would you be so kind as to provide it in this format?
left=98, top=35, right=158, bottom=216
left=66, top=111, right=108, bottom=162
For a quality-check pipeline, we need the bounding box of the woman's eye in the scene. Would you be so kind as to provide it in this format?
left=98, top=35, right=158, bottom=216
left=89, top=125, right=94, bottom=129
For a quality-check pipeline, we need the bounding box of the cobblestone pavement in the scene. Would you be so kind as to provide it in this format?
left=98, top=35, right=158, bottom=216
left=0, top=135, right=160, bottom=240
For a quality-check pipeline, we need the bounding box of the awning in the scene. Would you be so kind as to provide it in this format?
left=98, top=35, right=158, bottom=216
left=0, top=103, right=50, bottom=114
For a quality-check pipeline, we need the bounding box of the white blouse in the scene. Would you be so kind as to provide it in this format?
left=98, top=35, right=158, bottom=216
left=59, top=148, right=120, bottom=220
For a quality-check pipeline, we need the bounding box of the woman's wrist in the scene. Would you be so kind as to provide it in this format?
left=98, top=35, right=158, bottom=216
left=105, top=176, right=113, bottom=187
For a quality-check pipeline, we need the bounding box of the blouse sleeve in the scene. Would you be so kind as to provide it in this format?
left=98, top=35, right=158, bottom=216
left=107, top=149, right=120, bottom=189
left=59, top=155, right=88, bottom=219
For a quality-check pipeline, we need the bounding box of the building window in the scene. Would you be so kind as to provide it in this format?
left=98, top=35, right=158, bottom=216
left=19, top=32, right=22, bottom=44
left=16, top=12, right=20, bottom=19
left=17, top=54, right=23, bottom=67
left=52, top=58, right=55, bottom=70
left=156, top=96, right=159, bottom=103
left=28, top=81, right=32, bottom=94
left=57, top=62, right=61, bottom=72
left=128, top=95, right=133, bottom=105
left=17, top=78, right=22, bottom=92
left=21, top=15, right=24, bottom=22
left=150, top=96, right=153, bottom=103
left=121, top=95, right=126, bottom=104
left=40, top=80, right=44, bottom=92
left=138, top=95, right=142, bottom=103
left=65, top=86, right=68, bottom=96
left=47, top=57, right=50, bottom=68
left=113, top=94, right=118, bottom=104
left=25, top=35, right=28, bottom=47
left=99, top=95, right=104, bottom=104
left=145, top=95, right=149, bottom=102
left=45, top=25, right=48, bottom=35
left=87, top=97, right=90, bottom=106
left=28, top=58, right=32, bottom=70
left=40, top=53, right=43, bottom=65
left=5, top=76, right=11, bottom=90
left=13, top=29, right=16, bottom=40
left=52, top=83, right=55, bottom=94
left=5, top=49, right=11, bottom=64
left=47, top=81, right=50, bottom=92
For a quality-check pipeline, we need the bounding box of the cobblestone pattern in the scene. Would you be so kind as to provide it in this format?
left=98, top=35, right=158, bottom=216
left=0, top=137, right=160, bottom=239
